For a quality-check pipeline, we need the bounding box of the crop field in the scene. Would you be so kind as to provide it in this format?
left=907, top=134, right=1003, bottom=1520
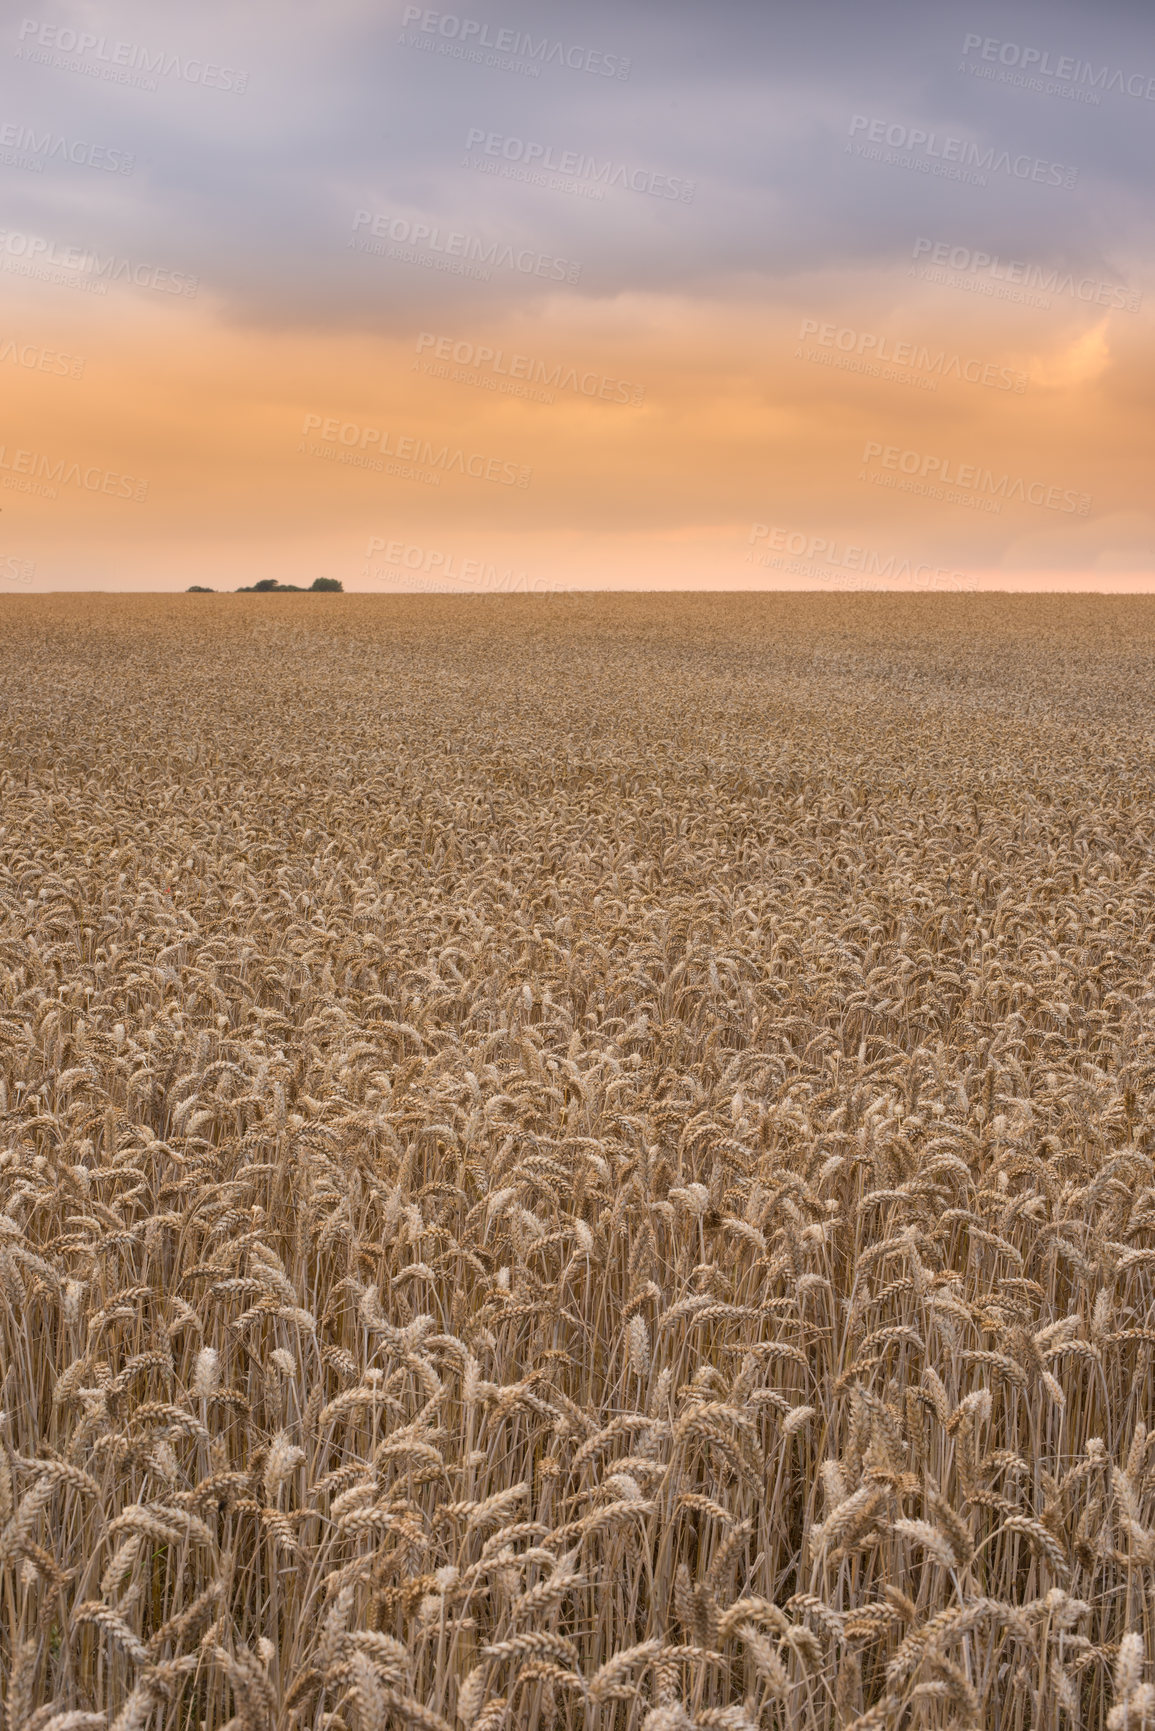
left=4, top=592, right=1155, bottom=1731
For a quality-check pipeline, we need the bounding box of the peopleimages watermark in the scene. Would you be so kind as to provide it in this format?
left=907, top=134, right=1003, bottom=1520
left=463, top=147, right=605, bottom=202
left=299, top=414, right=532, bottom=488
left=859, top=440, right=1091, bottom=516
left=15, top=19, right=248, bottom=92
left=365, top=537, right=570, bottom=594
left=300, top=436, right=441, bottom=487
left=0, top=554, right=34, bottom=583
left=398, top=8, right=629, bottom=79
left=462, top=129, right=695, bottom=202
left=0, top=445, right=148, bottom=502
left=0, top=227, right=197, bottom=297
left=909, top=237, right=1141, bottom=314
left=350, top=210, right=582, bottom=284
left=0, top=122, right=134, bottom=174
left=0, top=335, right=84, bottom=379
left=414, top=332, right=644, bottom=406
left=796, top=319, right=1026, bottom=394
left=746, top=524, right=971, bottom=590
left=847, top=115, right=1078, bottom=189
left=960, top=34, right=1155, bottom=104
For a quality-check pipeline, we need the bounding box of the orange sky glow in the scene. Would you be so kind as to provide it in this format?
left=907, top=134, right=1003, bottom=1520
left=1, top=0, right=1150, bottom=592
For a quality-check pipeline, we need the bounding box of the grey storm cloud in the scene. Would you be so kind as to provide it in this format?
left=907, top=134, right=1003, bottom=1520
left=0, top=0, right=1149, bottom=331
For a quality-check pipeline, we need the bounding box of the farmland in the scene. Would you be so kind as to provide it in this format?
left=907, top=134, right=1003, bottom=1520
left=1, top=594, right=1155, bottom=1728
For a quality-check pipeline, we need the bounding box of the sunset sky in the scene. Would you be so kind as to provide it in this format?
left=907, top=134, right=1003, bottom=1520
left=0, top=0, right=1152, bottom=591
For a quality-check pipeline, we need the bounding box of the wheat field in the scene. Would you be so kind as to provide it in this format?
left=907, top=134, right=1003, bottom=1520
left=2, top=593, right=1155, bottom=1731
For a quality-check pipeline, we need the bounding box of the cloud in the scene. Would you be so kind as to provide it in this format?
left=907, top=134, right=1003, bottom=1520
left=2, top=0, right=1152, bottom=329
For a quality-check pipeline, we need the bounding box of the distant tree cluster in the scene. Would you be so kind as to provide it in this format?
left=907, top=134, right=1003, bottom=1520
left=186, top=578, right=343, bottom=592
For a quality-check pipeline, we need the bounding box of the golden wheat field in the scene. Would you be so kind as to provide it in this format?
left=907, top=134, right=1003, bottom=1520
left=3, top=593, right=1155, bottom=1731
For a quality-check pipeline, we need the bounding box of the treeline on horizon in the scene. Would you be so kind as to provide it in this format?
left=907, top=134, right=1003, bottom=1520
left=187, top=578, right=343, bottom=592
